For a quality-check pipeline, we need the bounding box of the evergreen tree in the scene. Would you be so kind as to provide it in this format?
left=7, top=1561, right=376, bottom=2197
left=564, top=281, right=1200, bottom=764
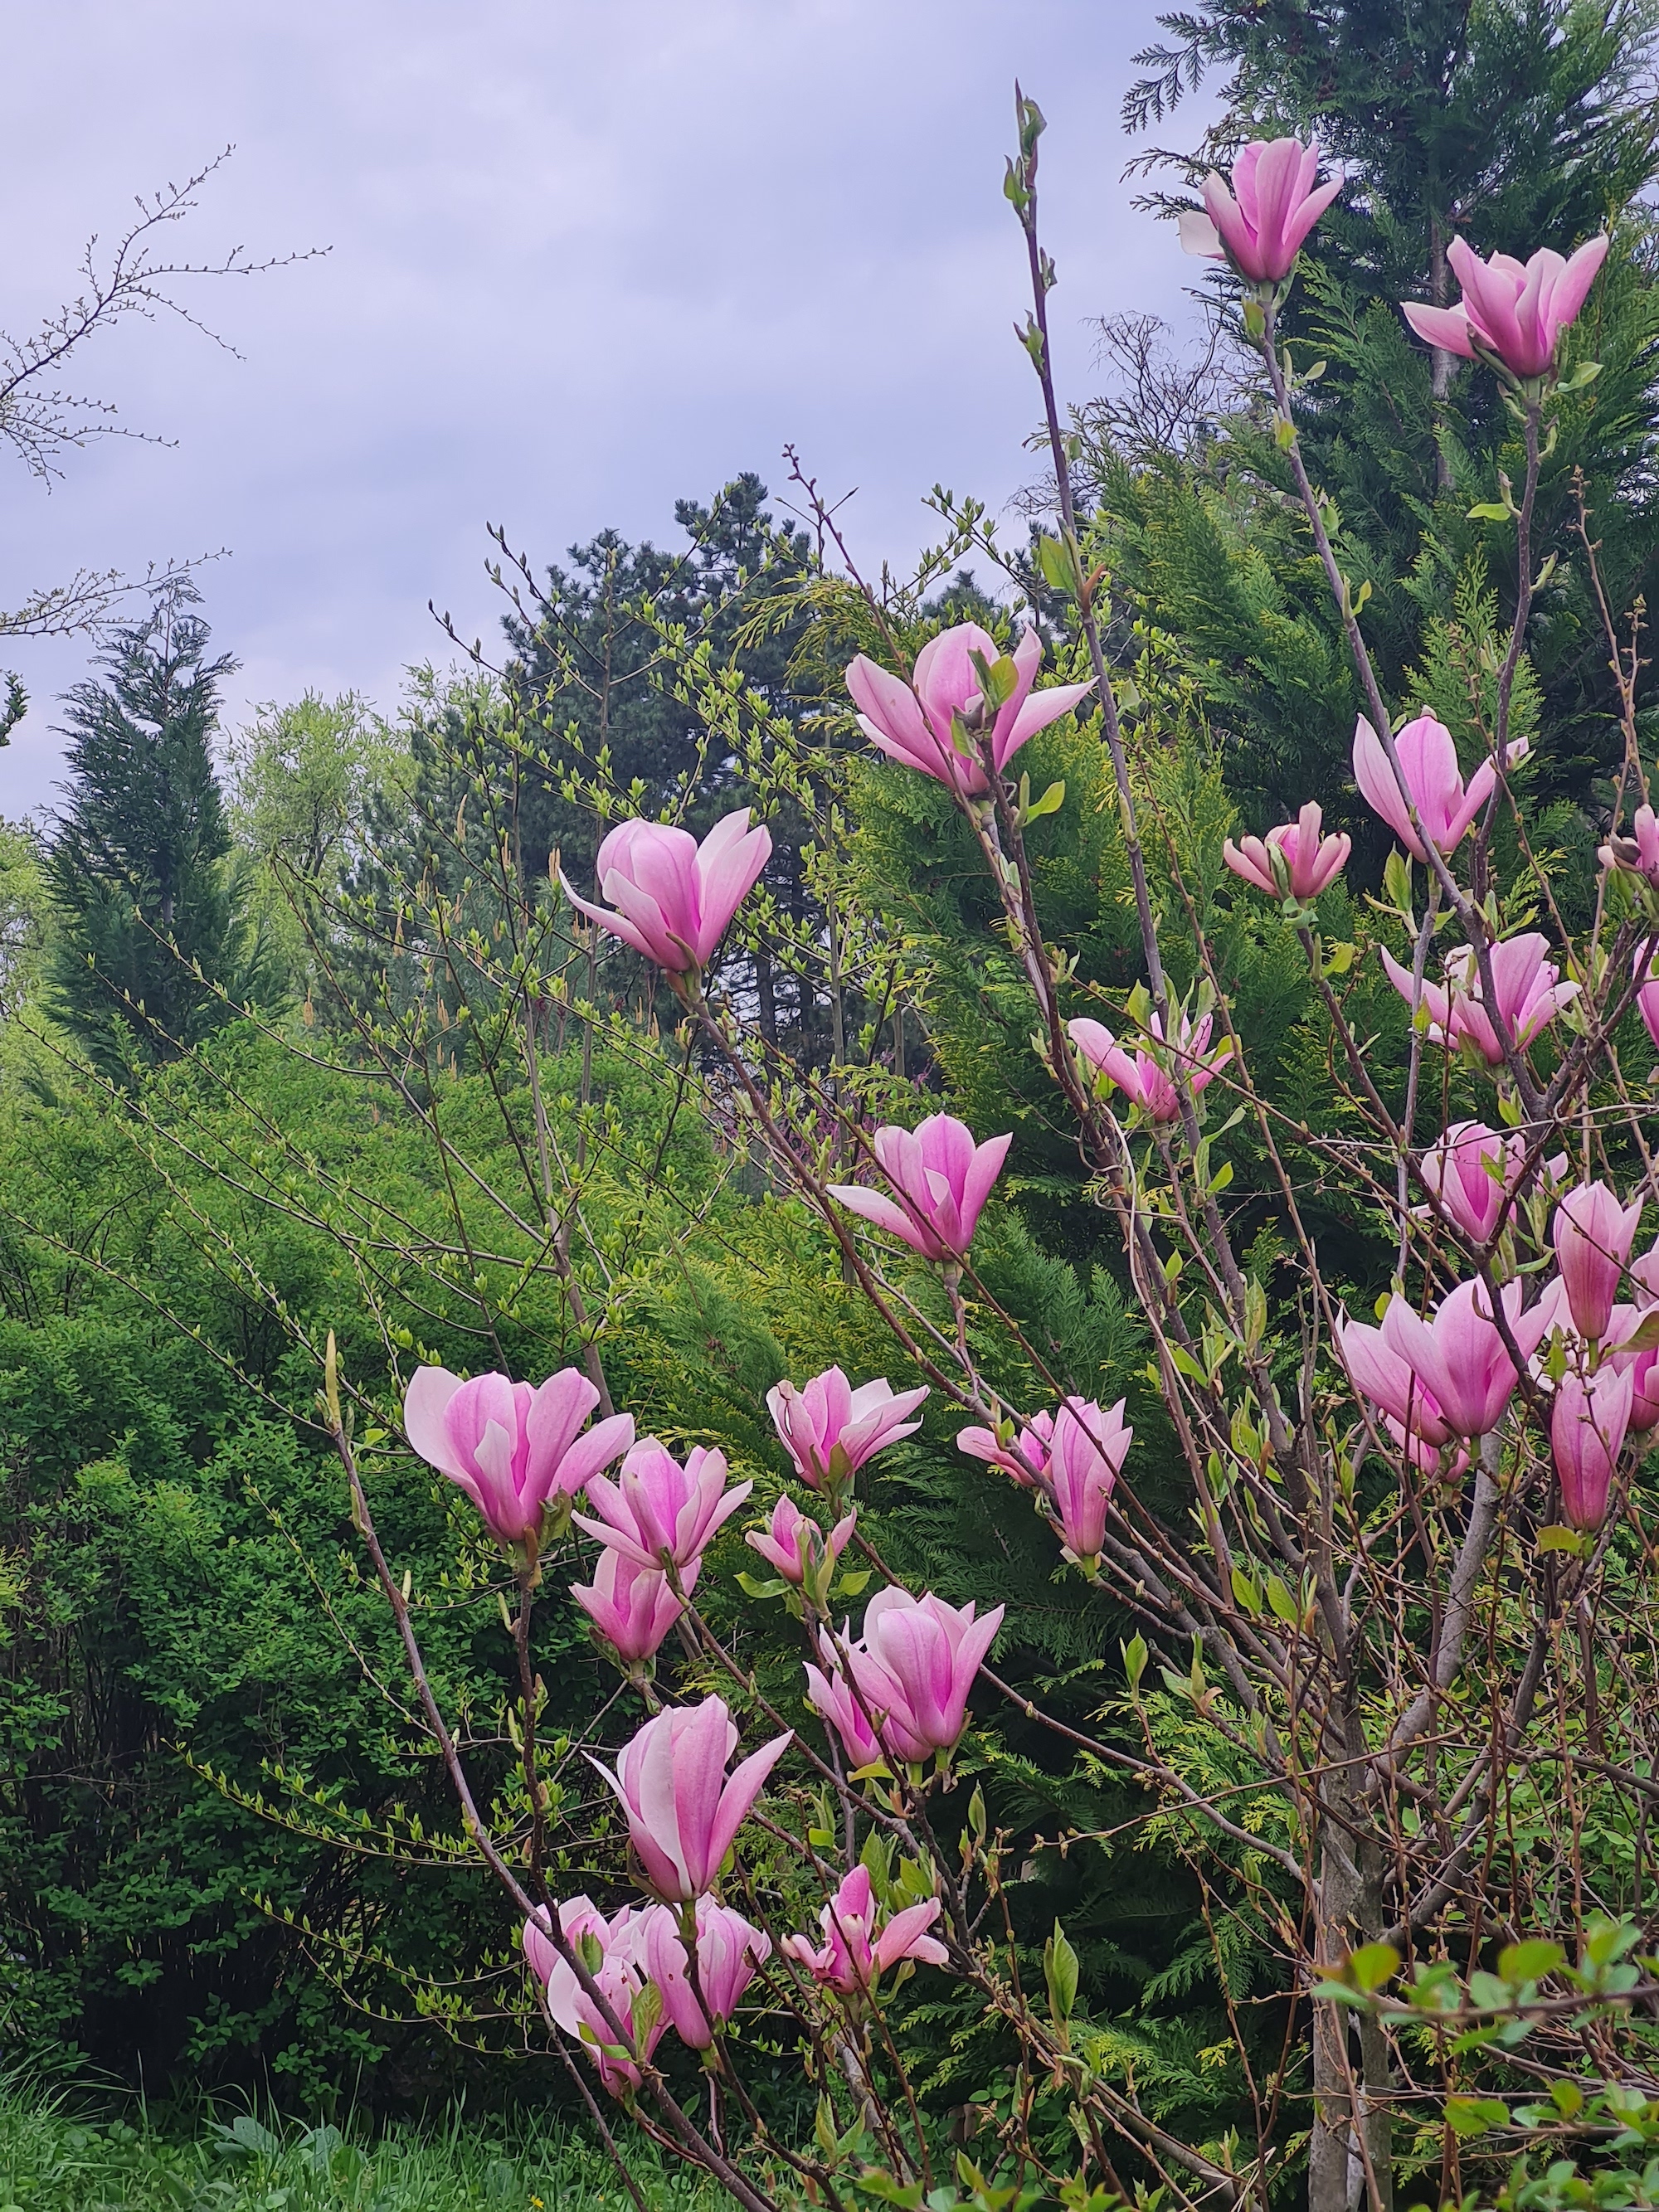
left=1071, top=0, right=1659, bottom=868
left=44, top=583, right=273, bottom=1081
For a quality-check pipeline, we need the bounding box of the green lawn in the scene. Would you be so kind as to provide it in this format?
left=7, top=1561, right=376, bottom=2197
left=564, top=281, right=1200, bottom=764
left=0, top=2081, right=725, bottom=2210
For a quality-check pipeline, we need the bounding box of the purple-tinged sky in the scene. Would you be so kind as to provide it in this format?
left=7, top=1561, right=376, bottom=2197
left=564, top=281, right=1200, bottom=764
left=1, top=0, right=1217, bottom=815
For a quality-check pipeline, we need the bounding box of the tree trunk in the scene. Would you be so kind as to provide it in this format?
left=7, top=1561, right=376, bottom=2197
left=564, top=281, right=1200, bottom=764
left=1428, top=209, right=1454, bottom=495
left=1310, top=1814, right=1395, bottom=2212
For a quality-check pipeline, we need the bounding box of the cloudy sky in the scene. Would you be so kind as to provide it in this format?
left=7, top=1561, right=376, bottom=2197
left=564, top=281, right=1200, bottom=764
left=2, top=0, right=1217, bottom=817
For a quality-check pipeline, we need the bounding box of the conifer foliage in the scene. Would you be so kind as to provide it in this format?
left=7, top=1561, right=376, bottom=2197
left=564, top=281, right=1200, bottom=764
left=44, top=582, right=272, bottom=1082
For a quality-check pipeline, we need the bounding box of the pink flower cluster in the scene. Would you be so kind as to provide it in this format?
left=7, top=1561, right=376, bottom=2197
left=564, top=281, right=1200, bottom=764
left=1404, top=235, right=1608, bottom=382
left=403, top=1365, right=635, bottom=1554
left=589, top=1693, right=792, bottom=1903
left=1224, top=801, right=1350, bottom=900
left=806, top=1587, right=1002, bottom=1770
left=782, top=1864, right=946, bottom=1996
left=562, top=809, right=771, bottom=986
left=959, top=1396, right=1132, bottom=1568
left=566, top=1437, right=752, bottom=1668
left=1382, top=935, right=1577, bottom=1066
left=846, top=623, right=1094, bottom=798
left=1346, top=1168, right=1652, bottom=1529
left=524, top=1890, right=771, bottom=2088
left=830, top=1113, right=1010, bottom=1265
left=1069, top=1009, right=1231, bottom=1123
left=1171, top=133, right=1607, bottom=387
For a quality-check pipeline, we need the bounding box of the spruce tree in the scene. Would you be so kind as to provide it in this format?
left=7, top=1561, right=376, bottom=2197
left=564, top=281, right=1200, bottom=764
left=45, top=582, right=271, bottom=1080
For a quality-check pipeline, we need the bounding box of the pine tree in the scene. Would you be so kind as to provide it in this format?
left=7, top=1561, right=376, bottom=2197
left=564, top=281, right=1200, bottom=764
left=45, top=583, right=273, bottom=1081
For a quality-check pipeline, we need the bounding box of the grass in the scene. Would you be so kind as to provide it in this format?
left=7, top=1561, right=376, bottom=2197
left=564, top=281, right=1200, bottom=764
left=0, top=2078, right=728, bottom=2210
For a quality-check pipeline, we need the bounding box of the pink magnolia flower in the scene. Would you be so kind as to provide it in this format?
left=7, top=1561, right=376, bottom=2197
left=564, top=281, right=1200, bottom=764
left=1069, top=1009, right=1232, bottom=1123
left=1599, top=805, right=1659, bottom=886
left=766, top=1367, right=928, bottom=1492
left=1043, top=1397, right=1133, bottom=1566
left=1224, top=800, right=1350, bottom=899
left=590, top=1694, right=792, bottom=1903
left=847, top=1587, right=1005, bottom=1762
left=1179, top=137, right=1343, bottom=285
left=523, top=1897, right=662, bottom=2095
left=573, top=1437, right=750, bottom=1573
left=562, top=809, right=771, bottom=980
left=1530, top=1280, right=1659, bottom=1437
left=956, top=1407, right=1056, bottom=1488
left=781, top=1864, right=947, bottom=1995
left=1379, top=1276, right=1554, bottom=1439
left=1553, top=1180, right=1644, bottom=1342
left=1636, top=947, right=1659, bottom=1054
left=1418, top=1121, right=1535, bottom=1244
left=1403, top=235, right=1608, bottom=381
left=1381, top=936, right=1577, bottom=1064
left=1606, top=1305, right=1659, bottom=1435
left=1384, top=1414, right=1472, bottom=1480
left=1336, top=1309, right=1455, bottom=1451
left=845, top=623, right=1095, bottom=798
left=572, top=1547, right=692, bottom=1666
left=746, top=1495, right=857, bottom=1585
left=640, top=1897, right=771, bottom=2050
left=403, top=1365, right=635, bottom=1551
left=1352, top=712, right=1526, bottom=860
left=805, top=1629, right=884, bottom=1770
left=829, top=1114, right=1011, bottom=1264
left=1551, top=1364, right=1634, bottom=1530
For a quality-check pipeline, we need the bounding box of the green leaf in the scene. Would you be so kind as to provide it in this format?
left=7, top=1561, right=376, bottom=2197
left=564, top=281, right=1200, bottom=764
left=631, top=1979, right=663, bottom=2040
left=1497, top=1940, right=1564, bottom=1986
left=1035, top=535, right=1076, bottom=594
left=1536, top=1524, right=1586, bottom=1556
left=1230, top=1566, right=1262, bottom=1613
left=1382, top=848, right=1413, bottom=914
left=1586, top=1916, right=1642, bottom=1970
left=1265, top=1575, right=1301, bottom=1628
left=1467, top=501, right=1514, bottom=522
left=1122, top=1633, right=1148, bottom=1692
left=1347, top=1942, right=1400, bottom=1994
left=1044, top=1921, right=1079, bottom=2025
left=1024, top=779, right=1067, bottom=822
left=1445, top=2097, right=1508, bottom=2138
left=735, top=1571, right=791, bottom=1599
